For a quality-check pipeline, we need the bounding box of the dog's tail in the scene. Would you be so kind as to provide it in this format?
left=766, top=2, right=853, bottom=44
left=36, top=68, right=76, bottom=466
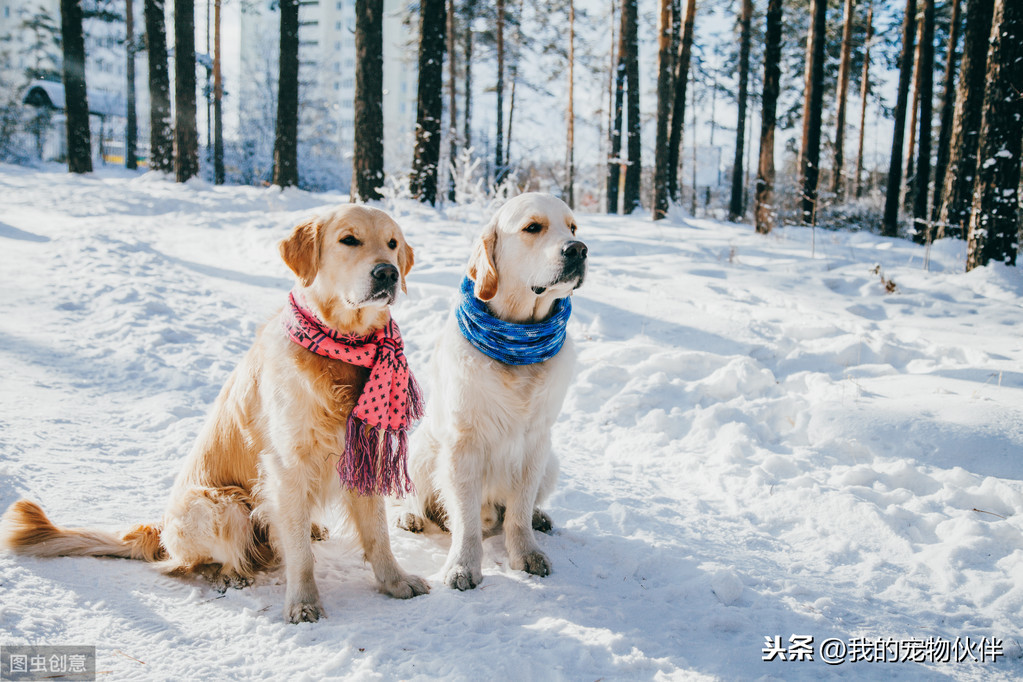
left=0, top=499, right=166, bottom=562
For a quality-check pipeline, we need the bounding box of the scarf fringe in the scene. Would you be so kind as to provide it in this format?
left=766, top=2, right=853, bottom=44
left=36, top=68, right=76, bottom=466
left=340, top=416, right=415, bottom=497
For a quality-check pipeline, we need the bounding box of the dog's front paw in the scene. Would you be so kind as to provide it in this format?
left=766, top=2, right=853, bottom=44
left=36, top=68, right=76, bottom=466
left=382, top=573, right=430, bottom=599
left=444, top=564, right=482, bottom=591
left=396, top=512, right=426, bottom=533
left=284, top=598, right=325, bottom=623
left=512, top=550, right=551, bottom=577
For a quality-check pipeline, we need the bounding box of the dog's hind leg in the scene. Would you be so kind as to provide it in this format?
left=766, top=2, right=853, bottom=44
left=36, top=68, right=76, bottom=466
left=160, top=486, right=258, bottom=589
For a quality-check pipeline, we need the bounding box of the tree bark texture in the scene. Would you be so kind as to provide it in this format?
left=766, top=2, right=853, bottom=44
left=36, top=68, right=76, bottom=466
left=566, top=0, right=575, bottom=209
left=936, top=0, right=994, bottom=238
left=965, top=0, right=1022, bottom=269
left=832, top=0, right=855, bottom=197
left=174, top=0, right=199, bottom=182
left=910, top=0, right=934, bottom=241
left=930, top=0, right=961, bottom=224
left=60, top=0, right=92, bottom=173
left=728, top=0, right=752, bottom=221
left=411, top=0, right=447, bottom=204
left=881, top=0, right=917, bottom=237
left=353, top=0, right=384, bottom=201
left=755, top=0, right=783, bottom=234
left=652, top=0, right=673, bottom=220
left=145, top=0, right=173, bottom=173
left=607, top=1, right=625, bottom=214
left=903, top=11, right=924, bottom=208
left=462, top=0, right=475, bottom=150
left=799, top=0, right=828, bottom=225
left=666, top=0, right=695, bottom=204
left=213, top=0, right=224, bottom=184
left=495, top=0, right=505, bottom=184
left=273, top=0, right=299, bottom=187
left=851, top=4, right=875, bottom=197
left=622, top=0, right=641, bottom=214
left=125, top=0, right=138, bottom=169
left=446, top=0, right=457, bottom=201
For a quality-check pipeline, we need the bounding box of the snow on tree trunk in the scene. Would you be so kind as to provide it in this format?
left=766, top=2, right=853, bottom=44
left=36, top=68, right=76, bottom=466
left=144, top=0, right=173, bottom=174
left=965, top=0, right=1022, bottom=270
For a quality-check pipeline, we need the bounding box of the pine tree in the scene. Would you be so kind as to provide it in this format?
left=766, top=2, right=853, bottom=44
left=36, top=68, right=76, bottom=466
left=728, top=0, right=752, bottom=221
left=273, top=0, right=299, bottom=187
left=965, top=0, right=1022, bottom=269
left=144, top=0, right=173, bottom=173
left=174, top=0, right=199, bottom=182
left=666, top=0, right=696, bottom=205
left=881, top=0, right=917, bottom=237
left=125, top=0, right=138, bottom=169
left=832, top=0, right=855, bottom=198
left=755, top=0, right=783, bottom=234
left=60, top=0, right=92, bottom=173
left=652, top=0, right=674, bottom=220
left=910, top=0, right=934, bottom=241
left=799, top=0, right=827, bottom=225
left=353, top=0, right=384, bottom=201
left=930, top=0, right=960, bottom=225
left=622, top=0, right=641, bottom=214
left=410, top=0, right=447, bottom=204
left=213, top=0, right=224, bottom=184
left=935, top=0, right=994, bottom=238
left=854, top=2, right=873, bottom=197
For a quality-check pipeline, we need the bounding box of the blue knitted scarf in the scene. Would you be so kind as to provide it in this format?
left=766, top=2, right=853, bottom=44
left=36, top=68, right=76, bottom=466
left=456, top=276, right=571, bottom=365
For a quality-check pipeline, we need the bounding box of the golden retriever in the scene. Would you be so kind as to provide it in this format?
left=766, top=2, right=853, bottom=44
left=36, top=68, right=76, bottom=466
left=398, top=193, right=587, bottom=589
left=0, top=205, right=429, bottom=623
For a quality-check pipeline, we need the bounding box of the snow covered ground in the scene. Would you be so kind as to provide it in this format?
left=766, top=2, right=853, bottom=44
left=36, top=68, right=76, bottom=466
left=1, top=164, right=1021, bottom=680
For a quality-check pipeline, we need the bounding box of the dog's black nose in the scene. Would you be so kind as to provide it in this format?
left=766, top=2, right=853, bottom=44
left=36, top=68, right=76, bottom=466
left=562, top=240, right=588, bottom=261
left=371, top=263, right=399, bottom=286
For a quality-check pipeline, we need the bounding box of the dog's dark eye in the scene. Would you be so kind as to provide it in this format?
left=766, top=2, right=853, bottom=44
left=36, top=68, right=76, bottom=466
left=339, top=235, right=361, bottom=246
left=388, top=239, right=398, bottom=249
left=570, top=223, right=577, bottom=235
left=523, top=222, right=543, bottom=234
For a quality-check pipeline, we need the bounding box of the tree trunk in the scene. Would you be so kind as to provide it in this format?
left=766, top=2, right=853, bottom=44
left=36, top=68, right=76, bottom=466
left=273, top=0, right=299, bottom=187
left=213, top=0, right=223, bottom=184
left=965, top=0, right=1022, bottom=270
left=145, top=0, right=173, bottom=173
left=854, top=3, right=873, bottom=198
left=174, top=0, right=199, bottom=182
left=607, top=0, right=625, bottom=214
left=903, top=11, right=923, bottom=209
left=622, top=0, right=641, bottom=214
left=494, top=0, right=505, bottom=184
left=410, top=0, right=447, bottom=204
left=930, top=0, right=961, bottom=225
left=755, top=0, right=782, bottom=234
left=446, top=0, right=457, bottom=201
left=566, top=0, right=575, bottom=209
left=652, top=0, right=673, bottom=220
left=936, top=0, right=994, bottom=238
left=832, top=0, right=855, bottom=198
left=799, top=0, right=828, bottom=225
left=728, top=0, right=752, bottom=221
left=60, top=0, right=92, bottom=173
left=125, top=0, right=138, bottom=169
left=666, top=0, right=696, bottom=204
left=910, top=0, right=934, bottom=241
left=881, top=0, right=918, bottom=237
left=353, top=0, right=384, bottom=201
left=462, top=0, right=475, bottom=150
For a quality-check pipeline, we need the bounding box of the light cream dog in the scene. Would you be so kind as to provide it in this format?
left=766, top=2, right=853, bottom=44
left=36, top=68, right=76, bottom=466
left=0, top=205, right=429, bottom=623
left=398, top=193, right=587, bottom=589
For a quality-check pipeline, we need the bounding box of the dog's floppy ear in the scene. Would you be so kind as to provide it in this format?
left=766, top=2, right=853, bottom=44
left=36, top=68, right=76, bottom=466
left=279, top=216, right=321, bottom=287
left=467, top=220, right=498, bottom=301
left=398, top=240, right=414, bottom=294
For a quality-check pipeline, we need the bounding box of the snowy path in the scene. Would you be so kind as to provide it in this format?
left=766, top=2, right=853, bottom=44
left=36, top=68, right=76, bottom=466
left=1, top=165, right=1021, bottom=680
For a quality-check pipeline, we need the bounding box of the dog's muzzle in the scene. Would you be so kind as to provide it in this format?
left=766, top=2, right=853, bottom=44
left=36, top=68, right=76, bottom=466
left=369, top=263, right=399, bottom=303
left=557, top=240, right=587, bottom=288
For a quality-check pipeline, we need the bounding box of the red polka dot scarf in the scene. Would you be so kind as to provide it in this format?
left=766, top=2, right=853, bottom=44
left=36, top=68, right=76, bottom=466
left=282, top=292, right=423, bottom=496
